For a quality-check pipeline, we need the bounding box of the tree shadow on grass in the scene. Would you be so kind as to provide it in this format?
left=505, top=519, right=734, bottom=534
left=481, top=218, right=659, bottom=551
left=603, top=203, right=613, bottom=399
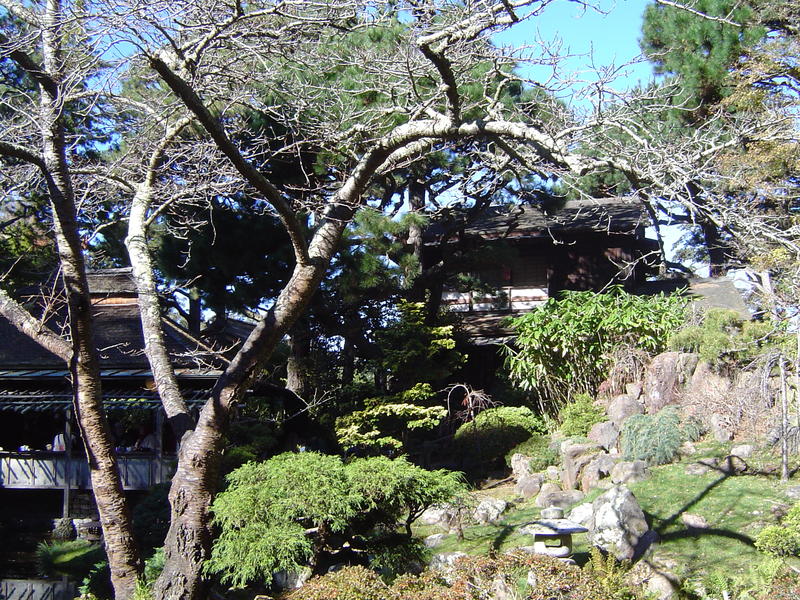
left=489, top=524, right=516, bottom=553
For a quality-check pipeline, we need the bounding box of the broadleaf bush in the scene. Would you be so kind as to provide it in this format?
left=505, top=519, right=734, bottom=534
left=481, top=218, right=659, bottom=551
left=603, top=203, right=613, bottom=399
left=756, top=502, right=800, bottom=557
left=505, top=286, right=686, bottom=410
left=559, top=393, right=606, bottom=437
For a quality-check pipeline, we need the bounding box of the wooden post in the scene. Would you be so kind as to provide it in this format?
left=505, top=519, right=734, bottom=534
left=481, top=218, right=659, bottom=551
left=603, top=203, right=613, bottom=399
left=62, top=408, right=73, bottom=518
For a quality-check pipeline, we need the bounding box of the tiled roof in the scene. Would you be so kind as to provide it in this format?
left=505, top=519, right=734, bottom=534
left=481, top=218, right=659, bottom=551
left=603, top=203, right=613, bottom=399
left=0, top=270, right=250, bottom=370
left=425, top=197, right=647, bottom=243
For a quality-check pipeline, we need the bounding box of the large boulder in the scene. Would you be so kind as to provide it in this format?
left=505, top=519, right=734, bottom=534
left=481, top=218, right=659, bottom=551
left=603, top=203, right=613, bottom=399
left=607, top=395, right=644, bottom=428
left=588, top=421, right=620, bottom=452
left=610, top=460, right=649, bottom=485
left=473, top=498, right=508, bottom=524
left=534, top=481, right=561, bottom=506
left=424, top=533, right=446, bottom=548
left=642, top=352, right=699, bottom=414
left=719, top=455, right=747, bottom=475
left=627, top=557, right=681, bottom=600
left=580, top=453, right=620, bottom=492
left=685, top=457, right=718, bottom=476
left=730, top=444, right=755, bottom=459
left=419, top=504, right=456, bottom=529
left=561, top=442, right=602, bottom=490
left=273, top=567, right=312, bottom=591
left=709, top=413, right=734, bottom=442
left=568, top=503, right=594, bottom=529
left=515, top=473, right=544, bottom=499
left=681, top=513, right=709, bottom=529
left=430, top=552, right=468, bottom=579
left=510, top=453, right=533, bottom=481
left=590, top=485, right=649, bottom=561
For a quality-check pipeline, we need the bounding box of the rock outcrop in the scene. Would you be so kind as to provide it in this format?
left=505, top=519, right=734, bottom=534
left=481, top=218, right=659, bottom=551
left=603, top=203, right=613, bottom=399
left=607, top=394, right=644, bottom=428
left=642, top=352, right=698, bottom=414
left=589, top=485, right=649, bottom=561
left=610, top=460, right=649, bottom=485
left=580, top=453, right=619, bottom=492
left=472, top=498, right=508, bottom=524
left=588, top=420, right=620, bottom=451
left=515, top=474, right=544, bottom=499
left=561, top=442, right=602, bottom=490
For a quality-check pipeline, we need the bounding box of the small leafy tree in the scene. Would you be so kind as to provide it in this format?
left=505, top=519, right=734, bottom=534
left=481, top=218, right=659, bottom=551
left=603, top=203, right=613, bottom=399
left=376, top=301, right=465, bottom=391
left=335, top=396, right=447, bottom=455
left=205, top=453, right=466, bottom=588
left=453, top=406, right=546, bottom=472
left=505, top=287, right=687, bottom=411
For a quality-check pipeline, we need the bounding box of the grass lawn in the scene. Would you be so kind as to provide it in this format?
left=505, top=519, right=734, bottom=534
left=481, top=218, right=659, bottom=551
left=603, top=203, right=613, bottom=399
left=415, top=441, right=800, bottom=586
left=37, top=539, right=105, bottom=577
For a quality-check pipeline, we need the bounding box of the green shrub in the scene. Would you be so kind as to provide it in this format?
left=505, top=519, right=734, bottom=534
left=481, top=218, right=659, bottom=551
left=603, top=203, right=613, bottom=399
left=504, top=434, right=559, bottom=472
left=132, top=483, right=170, bottom=554
left=669, top=308, right=786, bottom=366
left=559, top=394, right=606, bottom=437
left=689, top=557, right=786, bottom=600
left=756, top=502, right=800, bottom=557
left=454, top=406, right=546, bottom=469
left=584, top=547, right=635, bottom=600
left=288, top=566, right=393, bottom=600
left=205, top=453, right=466, bottom=588
left=366, top=535, right=428, bottom=579
left=621, top=407, right=703, bottom=465
left=36, top=539, right=104, bottom=578
left=755, top=526, right=800, bottom=557
left=505, top=286, right=687, bottom=409
left=376, top=300, right=465, bottom=390
left=335, top=392, right=447, bottom=455
left=78, top=560, right=111, bottom=600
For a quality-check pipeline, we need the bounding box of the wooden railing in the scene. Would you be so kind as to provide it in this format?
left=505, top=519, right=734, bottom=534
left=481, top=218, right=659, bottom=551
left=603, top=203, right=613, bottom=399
left=0, top=578, right=75, bottom=600
left=441, top=286, right=548, bottom=313
left=0, top=452, right=174, bottom=491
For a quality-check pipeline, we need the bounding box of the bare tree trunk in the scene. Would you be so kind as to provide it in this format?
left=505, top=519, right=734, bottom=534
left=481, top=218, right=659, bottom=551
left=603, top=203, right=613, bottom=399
left=781, top=355, right=790, bottom=481
left=154, top=217, right=349, bottom=600
left=796, top=330, right=800, bottom=440
left=701, top=218, right=728, bottom=277
left=341, top=337, right=355, bottom=385
left=286, top=319, right=311, bottom=400
left=127, top=154, right=195, bottom=441
left=407, top=177, right=427, bottom=302
left=38, top=2, right=140, bottom=595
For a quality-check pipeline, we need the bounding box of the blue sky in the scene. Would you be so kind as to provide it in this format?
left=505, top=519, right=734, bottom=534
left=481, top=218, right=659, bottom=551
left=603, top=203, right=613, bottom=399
left=495, top=1, right=654, bottom=100
left=495, top=2, right=704, bottom=272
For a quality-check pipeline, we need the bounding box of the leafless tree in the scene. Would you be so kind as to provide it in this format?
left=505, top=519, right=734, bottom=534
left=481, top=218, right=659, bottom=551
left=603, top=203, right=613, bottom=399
left=0, top=1, right=790, bottom=598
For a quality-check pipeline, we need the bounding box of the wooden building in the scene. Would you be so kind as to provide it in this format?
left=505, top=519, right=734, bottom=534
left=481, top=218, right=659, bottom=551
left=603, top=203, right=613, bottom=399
left=0, top=269, right=232, bottom=517
left=424, top=197, right=658, bottom=345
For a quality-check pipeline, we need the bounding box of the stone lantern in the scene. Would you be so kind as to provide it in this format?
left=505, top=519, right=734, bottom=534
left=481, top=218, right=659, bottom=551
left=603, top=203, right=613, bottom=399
left=520, top=506, right=588, bottom=560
